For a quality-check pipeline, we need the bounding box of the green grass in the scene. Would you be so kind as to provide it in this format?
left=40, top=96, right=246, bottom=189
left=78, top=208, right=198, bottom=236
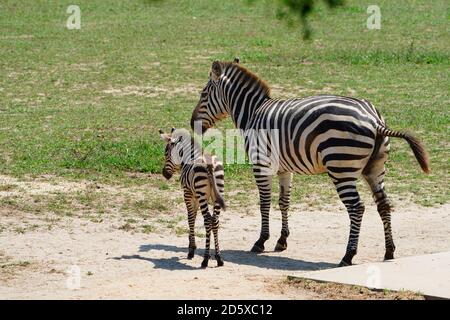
left=0, top=0, right=449, bottom=207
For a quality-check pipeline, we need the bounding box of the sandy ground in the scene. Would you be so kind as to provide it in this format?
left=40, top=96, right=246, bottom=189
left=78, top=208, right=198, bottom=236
left=1, top=190, right=449, bottom=299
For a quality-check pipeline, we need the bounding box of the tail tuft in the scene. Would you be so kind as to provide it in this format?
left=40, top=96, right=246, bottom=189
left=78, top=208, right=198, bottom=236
left=215, top=195, right=226, bottom=211
left=376, top=125, right=430, bottom=174
left=403, top=133, right=430, bottom=174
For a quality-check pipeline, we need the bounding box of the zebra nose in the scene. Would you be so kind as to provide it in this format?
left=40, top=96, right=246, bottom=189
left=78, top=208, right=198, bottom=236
left=162, top=168, right=172, bottom=180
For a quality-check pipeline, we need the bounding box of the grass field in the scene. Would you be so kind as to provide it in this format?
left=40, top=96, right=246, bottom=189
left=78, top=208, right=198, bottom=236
left=1, top=0, right=449, bottom=212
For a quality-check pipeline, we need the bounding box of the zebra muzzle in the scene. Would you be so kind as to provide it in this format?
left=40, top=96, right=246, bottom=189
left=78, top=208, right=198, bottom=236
left=162, top=168, right=173, bottom=180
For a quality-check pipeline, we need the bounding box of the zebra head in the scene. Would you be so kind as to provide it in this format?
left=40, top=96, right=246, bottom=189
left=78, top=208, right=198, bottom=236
left=191, top=58, right=240, bottom=134
left=159, top=127, right=183, bottom=180
left=159, top=128, right=201, bottom=179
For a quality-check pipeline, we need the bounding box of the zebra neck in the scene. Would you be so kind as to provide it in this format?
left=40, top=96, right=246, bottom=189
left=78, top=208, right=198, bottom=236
left=179, top=151, right=201, bottom=167
left=177, top=141, right=202, bottom=169
left=222, top=65, right=271, bottom=130
left=228, top=91, right=269, bottom=130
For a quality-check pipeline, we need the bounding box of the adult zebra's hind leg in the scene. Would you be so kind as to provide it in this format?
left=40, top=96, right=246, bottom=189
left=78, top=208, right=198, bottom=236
left=332, top=178, right=365, bottom=266
left=250, top=167, right=273, bottom=253
left=275, top=172, right=292, bottom=251
left=363, top=162, right=395, bottom=261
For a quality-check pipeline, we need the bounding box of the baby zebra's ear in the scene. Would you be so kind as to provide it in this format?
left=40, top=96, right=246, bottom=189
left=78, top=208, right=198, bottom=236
left=159, top=129, right=171, bottom=143
left=233, top=57, right=240, bottom=64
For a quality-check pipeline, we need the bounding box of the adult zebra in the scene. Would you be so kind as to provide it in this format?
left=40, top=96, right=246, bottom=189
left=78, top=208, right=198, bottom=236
left=191, top=58, right=430, bottom=266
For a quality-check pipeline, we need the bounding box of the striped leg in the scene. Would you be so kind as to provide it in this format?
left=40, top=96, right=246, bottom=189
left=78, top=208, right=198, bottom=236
left=251, top=167, right=273, bottom=253
left=212, top=172, right=225, bottom=266
left=184, top=189, right=198, bottom=259
left=212, top=204, right=224, bottom=267
left=198, top=193, right=212, bottom=268
left=364, top=167, right=395, bottom=261
left=201, top=214, right=212, bottom=268
left=275, top=172, right=292, bottom=251
left=333, top=178, right=365, bottom=266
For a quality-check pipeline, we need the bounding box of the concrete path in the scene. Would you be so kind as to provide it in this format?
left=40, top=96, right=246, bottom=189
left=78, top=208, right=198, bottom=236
left=294, top=251, right=450, bottom=299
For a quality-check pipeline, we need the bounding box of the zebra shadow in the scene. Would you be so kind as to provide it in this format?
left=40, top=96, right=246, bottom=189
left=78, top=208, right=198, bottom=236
left=136, top=243, right=337, bottom=271
left=112, top=254, right=198, bottom=271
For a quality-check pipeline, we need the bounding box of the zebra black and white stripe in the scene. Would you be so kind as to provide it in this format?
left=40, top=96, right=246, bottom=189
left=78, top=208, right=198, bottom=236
left=159, top=128, right=226, bottom=268
left=191, top=59, right=430, bottom=266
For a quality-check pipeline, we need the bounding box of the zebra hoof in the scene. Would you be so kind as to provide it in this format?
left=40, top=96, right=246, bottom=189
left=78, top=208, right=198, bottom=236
left=274, top=241, right=287, bottom=252
left=338, top=260, right=352, bottom=267
left=384, top=251, right=394, bottom=261
left=250, top=244, right=264, bottom=253
left=216, top=256, right=224, bottom=267
left=339, top=250, right=356, bottom=267
left=201, top=259, right=209, bottom=268
left=187, top=246, right=196, bottom=259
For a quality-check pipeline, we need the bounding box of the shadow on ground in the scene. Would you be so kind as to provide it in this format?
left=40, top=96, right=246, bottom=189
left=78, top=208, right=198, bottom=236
left=113, top=243, right=337, bottom=271
left=113, top=254, right=198, bottom=270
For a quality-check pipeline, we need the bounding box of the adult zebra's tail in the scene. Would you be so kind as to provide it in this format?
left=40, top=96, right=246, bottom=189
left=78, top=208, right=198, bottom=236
left=376, top=124, right=430, bottom=173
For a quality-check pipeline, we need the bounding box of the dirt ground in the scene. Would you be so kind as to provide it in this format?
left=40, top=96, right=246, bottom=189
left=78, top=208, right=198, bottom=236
left=0, top=175, right=449, bottom=299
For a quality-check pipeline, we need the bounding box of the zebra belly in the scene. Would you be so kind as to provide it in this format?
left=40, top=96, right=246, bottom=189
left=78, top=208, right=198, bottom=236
left=248, top=97, right=378, bottom=177
left=274, top=125, right=375, bottom=177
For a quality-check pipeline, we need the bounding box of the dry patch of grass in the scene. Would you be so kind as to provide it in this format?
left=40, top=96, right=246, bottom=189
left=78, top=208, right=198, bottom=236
left=0, top=184, right=18, bottom=192
left=0, top=252, right=33, bottom=282
left=102, top=84, right=200, bottom=98
left=0, top=175, right=183, bottom=234
left=282, top=277, right=424, bottom=300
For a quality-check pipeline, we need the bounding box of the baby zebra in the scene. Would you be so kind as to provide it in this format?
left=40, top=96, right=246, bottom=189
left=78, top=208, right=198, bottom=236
left=159, top=128, right=226, bottom=268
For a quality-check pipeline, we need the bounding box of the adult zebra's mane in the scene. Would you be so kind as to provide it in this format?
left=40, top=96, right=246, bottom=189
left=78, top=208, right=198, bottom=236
left=224, top=62, right=271, bottom=99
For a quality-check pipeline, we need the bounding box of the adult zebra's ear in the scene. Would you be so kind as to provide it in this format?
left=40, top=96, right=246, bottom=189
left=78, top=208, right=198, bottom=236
left=233, top=57, right=240, bottom=64
left=211, top=60, right=222, bottom=81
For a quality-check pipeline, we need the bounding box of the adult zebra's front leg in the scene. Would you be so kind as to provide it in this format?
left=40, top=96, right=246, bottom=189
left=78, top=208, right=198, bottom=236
left=274, top=172, right=292, bottom=251
left=251, top=166, right=273, bottom=253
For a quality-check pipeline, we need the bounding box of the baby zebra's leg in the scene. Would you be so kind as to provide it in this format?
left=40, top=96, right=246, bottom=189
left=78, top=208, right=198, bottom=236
left=212, top=203, right=223, bottom=267
left=197, top=192, right=212, bottom=268
left=184, top=189, right=198, bottom=259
